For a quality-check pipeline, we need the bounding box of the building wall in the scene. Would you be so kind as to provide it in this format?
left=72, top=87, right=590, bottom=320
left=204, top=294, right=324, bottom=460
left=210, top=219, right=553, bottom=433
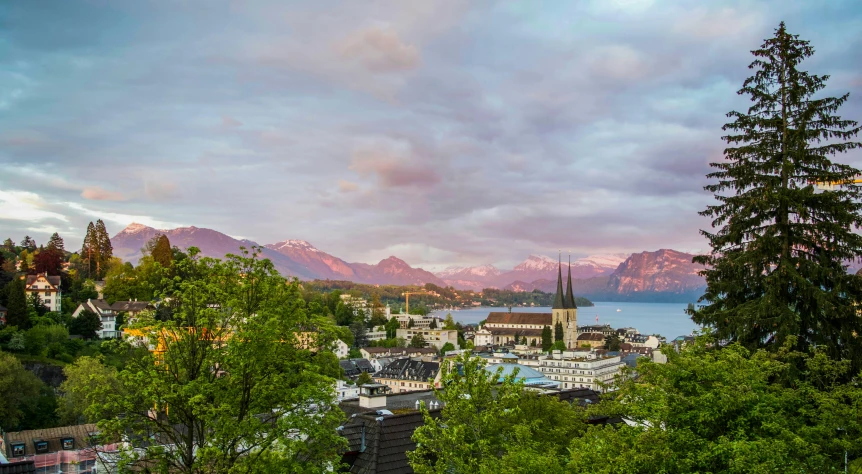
left=535, top=355, right=623, bottom=392
left=25, top=275, right=61, bottom=313
left=396, top=328, right=459, bottom=350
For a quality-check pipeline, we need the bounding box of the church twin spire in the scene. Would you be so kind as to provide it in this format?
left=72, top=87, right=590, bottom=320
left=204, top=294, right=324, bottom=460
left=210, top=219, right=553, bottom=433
left=552, top=252, right=578, bottom=309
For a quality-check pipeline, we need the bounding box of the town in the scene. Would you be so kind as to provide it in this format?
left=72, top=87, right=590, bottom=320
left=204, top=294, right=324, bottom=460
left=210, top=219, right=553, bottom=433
left=2, top=4, right=861, bottom=474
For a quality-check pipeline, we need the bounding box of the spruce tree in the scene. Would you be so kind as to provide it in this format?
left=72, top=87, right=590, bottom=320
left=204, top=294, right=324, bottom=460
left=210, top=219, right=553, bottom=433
left=541, top=325, right=552, bottom=351
left=20, top=236, right=36, bottom=251
left=2, top=238, right=13, bottom=253
left=94, top=220, right=112, bottom=279
left=554, top=321, right=564, bottom=342
left=82, top=222, right=96, bottom=279
left=6, top=278, right=29, bottom=329
left=47, top=232, right=65, bottom=253
left=151, top=234, right=173, bottom=268
left=692, top=23, right=862, bottom=369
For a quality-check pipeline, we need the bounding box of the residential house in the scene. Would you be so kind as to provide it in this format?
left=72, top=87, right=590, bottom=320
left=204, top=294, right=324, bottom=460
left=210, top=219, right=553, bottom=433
left=339, top=359, right=377, bottom=380
left=395, top=328, right=459, bottom=351
left=576, top=332, right=606, bottom=349
left=360, top=347, right=437, bottom=359
left=24, top=273, right=61, bottom=313
left=577, top=324, right=616, bottom=337
left=110, top=300, right=153, bottom=320
left=334, top=339, right=350, bottom=358
left=2, top=423, right=117, bottom=473
left=372, top=358, right=441, bottom=393
left=71, top=299, right=118, bottom=338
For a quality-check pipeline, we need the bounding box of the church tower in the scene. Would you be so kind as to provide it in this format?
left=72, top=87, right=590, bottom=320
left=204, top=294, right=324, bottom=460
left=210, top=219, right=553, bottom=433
left=552, top=254, right=568, bottom=347
left=564, top=255, right=578, bottom=348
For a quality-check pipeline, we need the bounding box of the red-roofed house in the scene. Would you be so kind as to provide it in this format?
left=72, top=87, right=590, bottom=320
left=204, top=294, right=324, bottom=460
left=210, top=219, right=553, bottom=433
left=24, top=273, right=62, bottom=313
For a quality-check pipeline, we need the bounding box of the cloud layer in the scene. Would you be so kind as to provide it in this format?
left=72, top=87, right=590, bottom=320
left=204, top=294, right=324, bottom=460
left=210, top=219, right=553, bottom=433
left=1, top=0, right=860, bottom=270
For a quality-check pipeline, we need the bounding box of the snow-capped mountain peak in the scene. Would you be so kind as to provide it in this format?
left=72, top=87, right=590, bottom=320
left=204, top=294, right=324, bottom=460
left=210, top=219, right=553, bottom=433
left=436, top=264, right=501, bottom=278
left=118, top=222, right=157, bottom=235
left=270, top=239, right=319, bottom=252
left=572, top=253, right=628, bottom=269
left=513, top=254, right=559, bottom=271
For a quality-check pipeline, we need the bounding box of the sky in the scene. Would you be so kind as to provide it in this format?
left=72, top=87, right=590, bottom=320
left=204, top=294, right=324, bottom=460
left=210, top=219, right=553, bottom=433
left=2, top=0, right=862, bottom=271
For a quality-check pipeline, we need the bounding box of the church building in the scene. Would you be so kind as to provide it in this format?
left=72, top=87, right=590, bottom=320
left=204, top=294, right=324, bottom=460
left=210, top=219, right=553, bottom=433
left=480, top=257, right=579, bottom=348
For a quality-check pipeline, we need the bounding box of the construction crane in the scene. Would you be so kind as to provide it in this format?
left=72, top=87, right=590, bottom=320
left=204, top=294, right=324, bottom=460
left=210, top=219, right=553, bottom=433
left=401, top=290, right=429, bottom=314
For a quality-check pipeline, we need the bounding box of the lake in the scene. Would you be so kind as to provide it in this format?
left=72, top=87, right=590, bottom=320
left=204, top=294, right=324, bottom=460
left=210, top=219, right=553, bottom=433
left=432, top=301, right=702, bottom=339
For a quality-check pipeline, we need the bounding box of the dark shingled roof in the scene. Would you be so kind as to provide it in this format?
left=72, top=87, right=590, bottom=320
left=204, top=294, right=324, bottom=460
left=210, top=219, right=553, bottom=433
left=24, top=274, right=61, bottom=288
left=4, top=423, right=98, bottom=458
left=0, top=460, right=36, bottom=474
left=340, top=410, right=440, bottom=473
left=87, top=299, right=113, bottom=312
left=577, top=333, right=605, bottom=341
left=486, top=312, right=552, bottom=326
left=341, top=359, right=376, bottom=378
left=374, top=358, right=439, bottom=382
left=110, top=301, right=152, bottom=312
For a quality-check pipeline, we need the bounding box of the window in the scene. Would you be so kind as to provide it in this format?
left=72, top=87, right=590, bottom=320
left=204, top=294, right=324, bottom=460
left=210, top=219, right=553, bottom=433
left=11, top=443, right=25, bottom=457
left=34, top=440, right=49, bottom=454
left=62, top=437, right=75, bottom=450
left=45, top=291, right=51, bottom=297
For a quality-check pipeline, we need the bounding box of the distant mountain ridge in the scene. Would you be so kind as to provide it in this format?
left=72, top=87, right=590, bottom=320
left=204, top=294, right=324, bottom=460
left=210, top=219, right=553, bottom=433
left=111, top=223, right=703, bottom=301
left=112, top=223, right=446, bottom=286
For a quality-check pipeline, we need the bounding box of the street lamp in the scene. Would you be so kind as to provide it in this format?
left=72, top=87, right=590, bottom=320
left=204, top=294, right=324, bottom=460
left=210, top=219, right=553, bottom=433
left=837, top=427, right=847, bottom=474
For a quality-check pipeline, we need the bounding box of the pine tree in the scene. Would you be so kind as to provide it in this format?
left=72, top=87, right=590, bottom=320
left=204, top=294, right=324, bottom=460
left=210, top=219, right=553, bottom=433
left=692, top=23, right=862, bottom=369
left=151, top=234, right=173, bottom=268
left=6, top=278, right=29, bottom=329
left=94, top=220, right=112, bottom=279
left=47, top=233, right=65, bottom=253
left=2, top=238, right=14, bottom=253
left=20, top=236, right=36, bottom=251
left=541, top=325, right=552, bottom=351
left=82, top=222, right=96, bottom=279
left=554, top=321, right=564, bottom=342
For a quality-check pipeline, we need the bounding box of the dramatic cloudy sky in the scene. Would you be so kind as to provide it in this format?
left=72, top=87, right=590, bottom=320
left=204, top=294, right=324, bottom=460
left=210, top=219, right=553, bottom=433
left=2, top=0, right=861, bottom=270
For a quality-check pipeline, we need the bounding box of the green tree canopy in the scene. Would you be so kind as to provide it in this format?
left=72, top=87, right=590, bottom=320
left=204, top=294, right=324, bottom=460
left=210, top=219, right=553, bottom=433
left=692, top=22, right=862, bottom=371
left=410, top=333, right=427, bottom=348
left=57, top=356, right=122, bottom=425
left=97, top=248, right=346, bottom=473
left=0, top=350, right=43, bottom=431
left=69, top=310, right=103, bottom=339
left=5, top=278, right=29, bottom=329
left=541, top=325, right=552, bottom=351
left=568, top=338, right=861, bottom=473
left=554, top=321, right=563, bottom=342
left=356, top=371, right=373, bottom=386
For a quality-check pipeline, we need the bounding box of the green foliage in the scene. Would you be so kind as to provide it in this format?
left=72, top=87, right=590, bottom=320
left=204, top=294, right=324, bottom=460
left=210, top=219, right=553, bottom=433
left=385, top=316, right=400, bottom=339
left=98, top=247, right=346, bottom=473
left=350, top=319, right=368, bottom=348
left=440, top=342, right=455, bottom=354
left=410, top=333, right=427, bottom=348
left=69, top=310, right=103, bottom=339
left=443, top=313, right=457, bottom=330
left=554, top=321, right=563, bottom=342
left=24, top=324, right=69, bottom=356
left=5, top=277, right=29, bottom=329
left=356, top=371, right=373, bottom=386
left=151, top=234, right=173, bottom=268
left=0, top=350, right=43, bottom=431
left=604, top=333, right=622, bottom=352
left=693, top=23, right=862, bottom=371
left=569, top=338, right=862, bottom=473
left=428, top=318, right=437, bottom=329
left=541, top=325, right=552, bottom=351
left=550, top=340, right=566, bottom=352
left=408, top=353, right=586, bottom=473
left=47, top=232, right=65, bottom=253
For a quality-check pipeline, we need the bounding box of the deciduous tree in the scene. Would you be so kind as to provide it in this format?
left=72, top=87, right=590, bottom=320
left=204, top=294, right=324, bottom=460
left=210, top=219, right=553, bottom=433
left=0, top=351, right=43, bottom=431
left=97, top=248, right=346, bottom=473
left=69, top=310, right=103, bottom=339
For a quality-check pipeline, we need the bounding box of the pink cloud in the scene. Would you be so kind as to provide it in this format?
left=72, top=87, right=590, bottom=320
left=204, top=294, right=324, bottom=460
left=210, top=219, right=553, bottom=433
left=338, top=180, right=360, bottom=193
left=337, top=26, right=421, bottom=73
left=350, top=146, right=441, bottom=188
left=81, top=186, right=126, bottom=201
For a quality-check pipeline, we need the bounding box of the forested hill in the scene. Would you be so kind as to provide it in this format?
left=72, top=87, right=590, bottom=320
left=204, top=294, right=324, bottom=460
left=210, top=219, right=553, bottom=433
left=303, top=280, right=594, bottom=311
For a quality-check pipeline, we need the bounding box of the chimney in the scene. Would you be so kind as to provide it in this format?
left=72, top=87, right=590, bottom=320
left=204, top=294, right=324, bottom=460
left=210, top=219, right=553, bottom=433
left=358, top=384, right=388, bottom=409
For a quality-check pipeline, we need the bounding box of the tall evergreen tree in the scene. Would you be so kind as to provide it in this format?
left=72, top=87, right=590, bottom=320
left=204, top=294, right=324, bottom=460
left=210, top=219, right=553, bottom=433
left=82, top=222, right=96, bottom=279
left=47, top=233, right=65, bottom=253
left=2, top=238, right=14, bottom=253
left=554, top=321, right=564, bottom=342
left=5, top=278, right=29, bottom=329
left=151, top=234, right=173, bottom=268
left=94, top=220, right=112, bottom=278
left=20, top=236, right=36, bottom=251
left=692, top=23, right=862, bottom=369
left=541, top=325, right=552, bottom=351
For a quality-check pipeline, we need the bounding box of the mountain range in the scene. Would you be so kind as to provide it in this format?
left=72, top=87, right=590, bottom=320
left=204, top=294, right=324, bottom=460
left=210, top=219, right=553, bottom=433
left=112, top=223, right=707, bottom=302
